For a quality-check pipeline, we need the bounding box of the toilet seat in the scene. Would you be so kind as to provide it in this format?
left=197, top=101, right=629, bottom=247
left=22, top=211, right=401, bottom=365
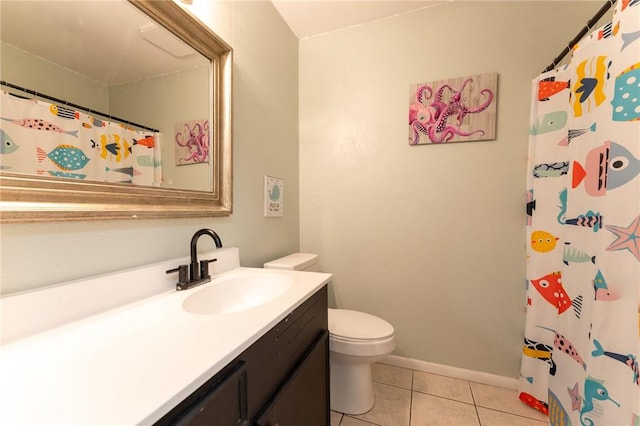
left=328, top=309, right=395, bottom=357
left=328, top=308, right=394, bottom=341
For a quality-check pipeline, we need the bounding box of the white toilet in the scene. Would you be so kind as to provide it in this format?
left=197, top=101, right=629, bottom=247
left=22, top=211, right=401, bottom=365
left=264, top=253, right=395, bottom=415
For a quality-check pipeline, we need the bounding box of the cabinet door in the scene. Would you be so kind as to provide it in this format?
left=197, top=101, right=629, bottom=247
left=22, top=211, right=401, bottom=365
left=158, top=361, right=248, bottom=426
left=255, top=331, right=329, bottom=426
left=244, top=286, right=328, bottom=419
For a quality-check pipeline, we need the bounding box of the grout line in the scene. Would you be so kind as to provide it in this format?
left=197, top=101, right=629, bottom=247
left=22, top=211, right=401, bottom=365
left=411, top=388, right=477, bottom=406
left=408, top=370, right=414, bottom=426
left=332, top=410, right=343, bottom=426
left=342, top=414, right=384, bottom=426
left=372, top=379, right=412, bottom=391
left=469, top=381, right=482, bottom=425
left=469, top=379, right=477, bottom=406
left=476, top=406, right=549, bottom=422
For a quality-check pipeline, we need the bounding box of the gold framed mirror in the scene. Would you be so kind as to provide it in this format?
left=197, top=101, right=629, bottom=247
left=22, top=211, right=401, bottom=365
left=0, top=0, right=232, bottom=222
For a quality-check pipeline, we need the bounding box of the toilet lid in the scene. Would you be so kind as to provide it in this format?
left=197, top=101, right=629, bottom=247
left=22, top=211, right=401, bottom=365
left=328, top=309, right=394, bottom=341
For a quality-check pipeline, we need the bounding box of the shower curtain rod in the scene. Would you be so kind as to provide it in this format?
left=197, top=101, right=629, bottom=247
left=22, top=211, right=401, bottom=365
left=0, top=80, right=159, bottom=133
left=543, top=0, right=616, bottom=72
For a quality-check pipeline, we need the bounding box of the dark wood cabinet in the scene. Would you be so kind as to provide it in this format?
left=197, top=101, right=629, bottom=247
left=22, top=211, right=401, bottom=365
left=156, top=285, right=328, bottom=426
left=255, top=332, right=329, bottom=426
left=170, top=361, right=248, bottom=426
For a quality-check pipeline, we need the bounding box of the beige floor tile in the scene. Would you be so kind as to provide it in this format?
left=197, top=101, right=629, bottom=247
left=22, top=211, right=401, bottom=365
left=469, top=382, right=547, bottom=422
left=331, top=410, right=343, bottom=426
left=412, top=371, right=474, bottom=404
left=410, top=392, right=480, bottom=426
left=373, top=363, right=413, bottom=389
left=341, top=416, right=382, bottom=426
left=476, top=407, right=548, bottom=426
left=351, top=382, right=411, bottom=426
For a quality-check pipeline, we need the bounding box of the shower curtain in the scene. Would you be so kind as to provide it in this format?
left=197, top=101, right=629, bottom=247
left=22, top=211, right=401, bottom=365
left=519, top=1, right=640, bottom=425
left=0, top=90, right=162, bottom=186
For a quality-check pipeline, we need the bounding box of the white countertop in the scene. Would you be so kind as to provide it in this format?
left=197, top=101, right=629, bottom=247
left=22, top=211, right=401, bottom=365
left=0, top=248, right=332, bottom=425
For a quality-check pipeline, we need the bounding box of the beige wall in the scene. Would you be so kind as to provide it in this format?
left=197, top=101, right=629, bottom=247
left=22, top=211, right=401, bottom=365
left=299, top=1, right=603, bottom=378
left=109, top=65, right=212, bottom=191
left=0, top=42, right=109, bottom=111
left=0, top=1, right=300, bottom=295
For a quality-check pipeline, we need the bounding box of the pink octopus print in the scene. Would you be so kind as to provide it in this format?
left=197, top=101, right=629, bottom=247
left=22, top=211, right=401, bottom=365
left=174, top=119, right=210, bottom=165
left=408, top=73, right=497, bottom=145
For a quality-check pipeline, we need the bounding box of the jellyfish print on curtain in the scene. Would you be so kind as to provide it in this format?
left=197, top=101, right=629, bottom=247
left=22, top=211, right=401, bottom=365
left=519, top=1, right=639, bottom=426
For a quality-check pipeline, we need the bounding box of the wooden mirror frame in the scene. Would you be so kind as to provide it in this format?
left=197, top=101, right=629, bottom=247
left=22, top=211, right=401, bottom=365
left=0, top=0, right=232, bottom=223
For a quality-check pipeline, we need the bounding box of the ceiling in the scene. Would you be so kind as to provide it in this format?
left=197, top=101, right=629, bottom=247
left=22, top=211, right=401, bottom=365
left=271, top=0, right=444, bottom=39
left=0, top=1, right=206, bottom=85
left=270, top=0, right=605, bottom=40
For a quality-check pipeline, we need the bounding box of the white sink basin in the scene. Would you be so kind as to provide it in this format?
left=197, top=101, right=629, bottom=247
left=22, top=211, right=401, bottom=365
left=182, top=272, right=293, bottom=315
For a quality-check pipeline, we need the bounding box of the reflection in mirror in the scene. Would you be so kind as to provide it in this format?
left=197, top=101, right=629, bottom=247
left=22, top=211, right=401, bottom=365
left=0, top=0, right=233, bottom=222
left=1, top=0, right=211, bottom=191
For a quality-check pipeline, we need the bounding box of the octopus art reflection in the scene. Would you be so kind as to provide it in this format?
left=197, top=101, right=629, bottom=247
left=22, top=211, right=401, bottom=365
left=176, top=121, right=210, bottom=164
left=409, top=78, right=494, bottom=144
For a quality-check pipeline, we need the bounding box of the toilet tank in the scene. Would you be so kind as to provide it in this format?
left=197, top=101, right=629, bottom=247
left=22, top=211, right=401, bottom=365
left=264, top=253, right=319, bottom=272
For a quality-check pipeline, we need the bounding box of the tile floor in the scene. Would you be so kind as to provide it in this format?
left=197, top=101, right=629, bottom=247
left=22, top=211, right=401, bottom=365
left=330, top=363, right=549, bottom=426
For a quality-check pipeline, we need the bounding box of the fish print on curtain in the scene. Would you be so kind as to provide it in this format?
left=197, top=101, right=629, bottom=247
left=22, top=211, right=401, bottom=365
left=0, top=91, right=162, bottom=185
left=520, top=1, right=640, bottom=426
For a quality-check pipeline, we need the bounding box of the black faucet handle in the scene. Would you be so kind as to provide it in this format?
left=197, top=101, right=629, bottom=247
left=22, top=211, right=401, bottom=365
left=166, top=264, right=189, bottom=285
left=200, top=258, right=218, bottom=280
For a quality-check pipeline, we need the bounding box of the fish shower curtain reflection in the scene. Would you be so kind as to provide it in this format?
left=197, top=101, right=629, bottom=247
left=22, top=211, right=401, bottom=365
left=0, top=91, right=162, bottom=185
left=519, top=2, right=639, bottom=425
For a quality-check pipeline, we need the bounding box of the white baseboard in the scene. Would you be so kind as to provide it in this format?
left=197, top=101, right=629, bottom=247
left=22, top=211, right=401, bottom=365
left=380, top=355, right=519, bottom=390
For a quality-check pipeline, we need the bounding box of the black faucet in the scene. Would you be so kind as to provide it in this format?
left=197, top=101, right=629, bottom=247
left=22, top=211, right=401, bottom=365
left=166, top=228, right=223, bottom=291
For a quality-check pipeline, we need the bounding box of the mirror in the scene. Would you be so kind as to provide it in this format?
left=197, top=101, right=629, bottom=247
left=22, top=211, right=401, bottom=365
left=0, top=0, right=232, bottom=222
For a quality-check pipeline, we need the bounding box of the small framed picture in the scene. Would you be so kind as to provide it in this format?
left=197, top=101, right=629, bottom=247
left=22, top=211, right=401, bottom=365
left=264, top=175, right=283, bottom=217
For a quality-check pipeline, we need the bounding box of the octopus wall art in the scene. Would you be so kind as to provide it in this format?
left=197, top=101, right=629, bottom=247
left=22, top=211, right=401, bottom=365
left=408, top=72, right=497, bottom=145
left=174, top=119, right=210, bottom=165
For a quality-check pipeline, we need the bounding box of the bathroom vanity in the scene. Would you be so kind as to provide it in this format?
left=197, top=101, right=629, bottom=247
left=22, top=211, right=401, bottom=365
left=0, top=248, right=332, bottom=425
left=157, top=286, right=329, bottom=425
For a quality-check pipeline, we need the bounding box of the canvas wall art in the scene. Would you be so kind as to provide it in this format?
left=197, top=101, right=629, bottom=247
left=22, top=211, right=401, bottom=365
left=408, top=72, right=497, bottom=145
left=174, top=119, right=209, bottom=165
